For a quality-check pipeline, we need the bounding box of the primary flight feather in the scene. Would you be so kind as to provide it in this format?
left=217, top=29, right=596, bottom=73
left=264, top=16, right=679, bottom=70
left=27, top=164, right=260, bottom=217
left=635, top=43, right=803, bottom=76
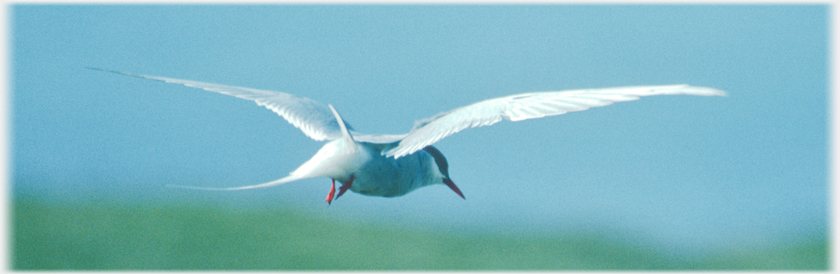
left=88, top=67, right=725, bottom=204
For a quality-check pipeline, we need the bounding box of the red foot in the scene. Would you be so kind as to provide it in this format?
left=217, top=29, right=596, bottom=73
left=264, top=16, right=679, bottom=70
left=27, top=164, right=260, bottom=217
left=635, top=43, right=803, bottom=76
left=335, top=175, right=355, bottom=200
left=325, top=179, right=336, bottom=205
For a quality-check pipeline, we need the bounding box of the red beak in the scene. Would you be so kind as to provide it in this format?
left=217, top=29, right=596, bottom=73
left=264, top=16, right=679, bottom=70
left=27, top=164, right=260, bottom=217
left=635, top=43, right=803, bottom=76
left=443, top=178, right=465, bottom=199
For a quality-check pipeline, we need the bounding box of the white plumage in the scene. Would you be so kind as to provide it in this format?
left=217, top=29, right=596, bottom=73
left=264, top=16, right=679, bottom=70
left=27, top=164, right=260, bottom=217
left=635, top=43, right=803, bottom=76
left=89, top=67, right=725, bottom=204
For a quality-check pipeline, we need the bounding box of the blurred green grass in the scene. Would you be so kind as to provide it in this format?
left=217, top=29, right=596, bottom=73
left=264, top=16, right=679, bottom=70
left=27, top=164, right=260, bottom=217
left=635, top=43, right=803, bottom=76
left=12, top=196, right=827, bottom=270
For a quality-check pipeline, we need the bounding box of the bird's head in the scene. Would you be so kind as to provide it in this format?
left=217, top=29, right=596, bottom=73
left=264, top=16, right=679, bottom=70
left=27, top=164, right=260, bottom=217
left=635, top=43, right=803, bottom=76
left=423, top=146, right=464, bottom=199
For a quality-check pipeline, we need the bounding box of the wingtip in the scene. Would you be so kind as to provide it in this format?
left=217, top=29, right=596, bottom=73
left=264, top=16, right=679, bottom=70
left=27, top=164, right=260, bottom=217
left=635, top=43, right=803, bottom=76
left=696, top=86, right=728, bottom=97
left=166, top=184, right=220, bottom=190
left=85, top=67, right=136, bottom=77
left=688, top=86, right=728, bottom=97
left=166, top=184, right=206, bottom=190
left=84, top=66, right=116, bottom=73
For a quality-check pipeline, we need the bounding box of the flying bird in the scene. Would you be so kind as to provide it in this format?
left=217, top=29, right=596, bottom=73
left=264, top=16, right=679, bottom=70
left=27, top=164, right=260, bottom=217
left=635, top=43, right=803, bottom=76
left=88, top=68, right=726, bottom=204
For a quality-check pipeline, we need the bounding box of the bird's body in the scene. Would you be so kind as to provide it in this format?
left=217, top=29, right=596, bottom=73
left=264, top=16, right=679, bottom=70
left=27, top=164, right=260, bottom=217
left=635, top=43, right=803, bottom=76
left=88, top=67, right=725, bottom=204
left=279, top=133, right=459, bottom=200
left=348, top=143, right=453, bottom=198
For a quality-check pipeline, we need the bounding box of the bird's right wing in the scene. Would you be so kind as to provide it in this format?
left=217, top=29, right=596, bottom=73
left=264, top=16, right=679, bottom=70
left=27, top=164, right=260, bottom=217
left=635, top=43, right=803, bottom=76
left=87, top=68, right=347, bottom=141
left=385, top=85, right=726, bottom=158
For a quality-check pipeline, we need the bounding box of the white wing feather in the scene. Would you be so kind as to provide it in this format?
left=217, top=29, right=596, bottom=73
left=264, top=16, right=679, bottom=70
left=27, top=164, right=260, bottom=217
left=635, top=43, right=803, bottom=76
left=90, top=68, right=726, bottom=159
left=385, top=85, right=726, bottom=158
left=88, top=68, right=345, bottom=141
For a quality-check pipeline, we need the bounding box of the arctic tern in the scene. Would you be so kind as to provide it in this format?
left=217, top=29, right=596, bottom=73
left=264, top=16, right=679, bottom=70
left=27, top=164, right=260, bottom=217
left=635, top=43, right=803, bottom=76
left=88, top=68, right=726, bottom=204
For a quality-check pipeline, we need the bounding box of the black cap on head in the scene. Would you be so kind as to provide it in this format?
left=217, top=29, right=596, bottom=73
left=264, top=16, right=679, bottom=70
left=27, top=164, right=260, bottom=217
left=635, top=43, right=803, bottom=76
left=422, top=146, right=449, bottom=178
left=423, top=146, right=464, bottom=199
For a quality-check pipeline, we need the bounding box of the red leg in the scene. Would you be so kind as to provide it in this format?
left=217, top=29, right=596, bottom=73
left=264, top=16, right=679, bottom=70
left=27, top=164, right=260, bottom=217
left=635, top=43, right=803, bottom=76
left=335, top=174, right=355, bottom=200
left=325, top=179, right=336, bottom=205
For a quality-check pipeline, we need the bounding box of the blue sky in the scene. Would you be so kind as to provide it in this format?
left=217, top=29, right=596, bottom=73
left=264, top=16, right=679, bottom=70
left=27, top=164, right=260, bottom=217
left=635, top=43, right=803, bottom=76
left=11, top=5, right=827, bottom=254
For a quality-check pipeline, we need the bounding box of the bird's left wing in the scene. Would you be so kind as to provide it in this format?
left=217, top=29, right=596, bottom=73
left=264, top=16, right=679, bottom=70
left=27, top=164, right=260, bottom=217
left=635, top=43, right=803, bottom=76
left=385, top=85, right=726, bottom=158
left=87, top=68, right=346, bottom=141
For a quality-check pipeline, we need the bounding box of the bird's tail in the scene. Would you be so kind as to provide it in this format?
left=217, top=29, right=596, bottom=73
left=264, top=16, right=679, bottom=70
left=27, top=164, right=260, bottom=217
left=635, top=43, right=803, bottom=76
left=166, top=174, right=305, bottom=191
